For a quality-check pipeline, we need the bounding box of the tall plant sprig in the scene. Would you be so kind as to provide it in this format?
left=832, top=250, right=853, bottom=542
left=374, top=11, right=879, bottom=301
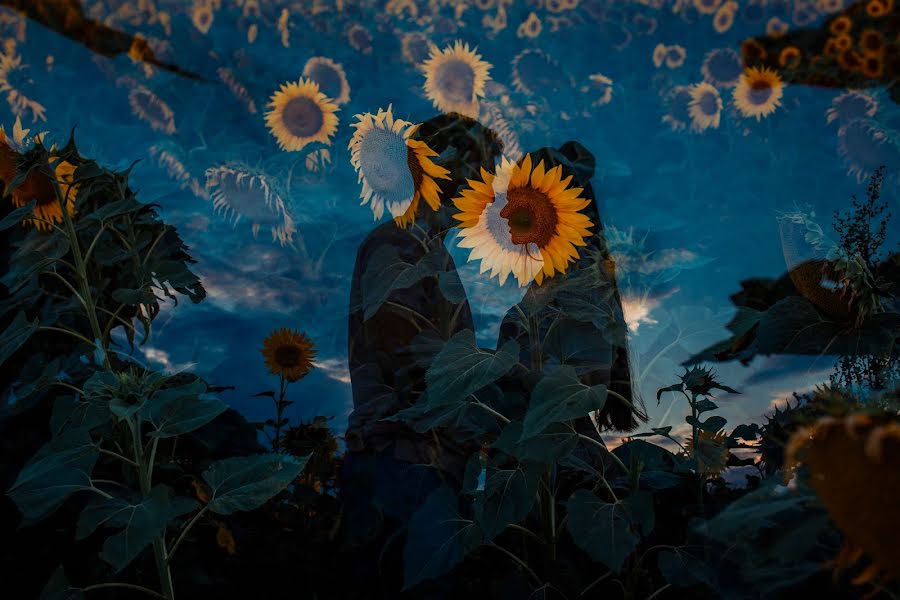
left=1, top=139, right=308, bottom=600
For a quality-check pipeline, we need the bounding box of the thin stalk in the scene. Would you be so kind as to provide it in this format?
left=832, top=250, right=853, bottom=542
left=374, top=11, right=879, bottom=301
left=98, top=447, right=139, bottom=468
left=38, top=325, right=96, bottom=347
left=579, top=571, right=612, bottom=597
left=273, top=374, right=287, bottom=452
left=147, top=437, right=160, bottom=487
left=167, top=504, right=209, bottom=563
left=487, top=542, right=543, bottom=588
left=507, top=523, right=542, bottom=544
left=470, top=397, right=510, bottom=424
left=646, top=584, right=671, bottom=600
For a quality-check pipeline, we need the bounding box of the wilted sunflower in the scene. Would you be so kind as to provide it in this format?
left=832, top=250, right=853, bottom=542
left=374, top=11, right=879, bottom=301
left=265, top=78, right=339, bottom=152
left=688, top=82, right=722, bottom=131
left=785, top=415, right=900, bottom=583
left=732, top=66, right=784, bottom=121
left=4, top=151, right=80, bottom=231
left=685, top=429, right=729, bottom=476
left=453, top=154, right=594, bottom=286
left=261, top=327, right=316, bottom=381
left=701, top=48, right=743, bottom=88
left=348, top=105, right=449, bottom=225
left=837, top=119, right=898, bottom=183
left=205, top=166, right=296, bottom=245
left=422, top=41, right=491, bottom=118
left=302, top=56, right=351, bottom=106
left=129, top=85, right=176, bottom=134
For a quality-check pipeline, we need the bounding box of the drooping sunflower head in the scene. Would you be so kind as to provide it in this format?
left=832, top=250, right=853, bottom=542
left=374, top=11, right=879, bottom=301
left=685, top=429, right=729, bottom=476
left=205, top=165, right=296, bottom=245
left=422, top=40, right=492, bottom=118
left=0, top=51, right=46, bottom=123
left=511, top=48, right=571, bottom=97
left=837, top=119, right=898, bottom=183
left=453, top=153, right=594, bottom=286
left=662, top=85, right=694, bottom=131
left=785, top=414, right=900, bottom=582
left=260, top=327, right=317, bottom=382
left=688, top=82, right=722, bottom=131
left=302, top=56, right=351, bottom=106
left=265, top=77, right=339, bottom=152
left=348, top=104, right=449, bottom=226
left=732, top=66, right=784, bottom=121
left=826, top=91, right=878, bottom=125
left=5, top=150, right=80, bottom=231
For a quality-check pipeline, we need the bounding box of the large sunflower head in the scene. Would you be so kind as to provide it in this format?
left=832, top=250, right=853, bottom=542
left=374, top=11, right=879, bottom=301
left=302, top=56, right=351, bottom=106
left=348, top=104, right=450, bottom=226
left=688, top=82, right=722, bottom=131
left=261, top=327, right=317, bottom=382
left=128, top=84, right=176, bottom=134
left=732, top=66, right=784, bottom=121
left=453, top=153, right=594, bottom=286
left=265, top=77, right=339, bottom=152
left=422, top=40, right=492, bottom=118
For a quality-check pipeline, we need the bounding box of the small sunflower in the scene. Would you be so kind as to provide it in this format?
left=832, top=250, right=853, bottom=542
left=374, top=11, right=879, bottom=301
left=741, top=38, right=768, bottom=64
left=766, top=16, right=789, bottom=37
left=701, top=48, right=743, bottom=88
left=694, top=0, right=723, bottom=14
left=662, top=85, right=693, bottom=131
left=191, top=1, right=214, bottom=34
left=732, top=66, right=784, bottom=121
left=829, top=15, right=852, bottom=36
left=347, top=23, right=373, bottom=54
left=422, top=40, right=492, bottom=118
left=401, top=31, right=432, bottom=65
left=265, top=78, right=339, bottom=152
left=778, top=46, right=803, bottom=69
left=453, top=154, right=594, bottom=286
left=712, top=2, right=737, bottom=34
left=685, top=429, right=729, bottom=476
left=0, top=51, right=46, bottom=123
left=348, top=105, right=449, bottom=225
left=838, top=47, right=865, bottom=72
left=302, top=56, right=351, bottom=106
left=861, top=53, right=885, bottom=78
left=261, top=327, right=316, bottom=382
left=517, top=12, right=542, bottom=38
left=866, top=0, right=891, bottom=17
left=218, top=67, right=257, bottom=114
left=837, top=119, right=897, bottom=183
left=688, top=82, right=722, bottom=131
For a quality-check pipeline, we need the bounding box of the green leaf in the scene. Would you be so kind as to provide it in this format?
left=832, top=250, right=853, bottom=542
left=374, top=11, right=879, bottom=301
left=50, top=395, right=109, bottom=436
left=97, top=486, right=174, bottom=571
left=694, top=399, right=718, bottom=413
left=438, top=269, right=467, bottom=303
left=493, top=421, right=580, bottom=464
left=403, top=485, right=482, bottom=590
left=358, top=245, right=444, bottom=320
left=0, top=199, right=35, bottom=230
left=658, top=549, right=716, bottom=588
left=475, top=456, right=541, bottom=540
left=656, top=383, right=683, bottom=403
left=40, top=566, right=84, bottom=600
left=425, top=330, right=519, bottom=406
left=111, top=287, right=158, bottom=306
left=7, top=429, right=98, bottom=525
left=521, top=366, right=607, bottom=440
left=566, top=489, right=654, bottom=572
left=81, top=197, right=143, bottom=222
left=202, top=453, right=308, bottom=515
left=686, top=415, right=727, bottom=433
left=143, top=382, right=227, bottom=438
left=0, top=311, right=39, bottom=369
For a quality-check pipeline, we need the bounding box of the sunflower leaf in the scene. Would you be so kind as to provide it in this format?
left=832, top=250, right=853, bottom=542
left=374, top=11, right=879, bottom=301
left=424, top=330, right=519, bottom=407
left=202, top=453, right=308, bottom=515
left=143, top=382, right=227, bottom=438
left=40, top=566, right=84, bottom=600
left=520, top=366, right=607, bottom=440
left=566, top=489, right=654, bottom=572
left=358, top=245, right=445, bottom=320
left=0, top=310, right=39, bottom=369
left=0, top=199, right=36, bottom=230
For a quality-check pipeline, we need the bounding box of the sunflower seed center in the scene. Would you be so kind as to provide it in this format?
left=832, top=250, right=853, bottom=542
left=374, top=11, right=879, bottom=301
left=500, top=186, right=557, bottom=247
left=282, top=96, right=324, bottom=138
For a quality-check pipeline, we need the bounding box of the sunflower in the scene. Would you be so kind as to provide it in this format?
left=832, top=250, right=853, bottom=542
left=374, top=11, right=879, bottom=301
left=838, top=48, right=865, bottom=71
left=826, top=91, right=878, bottom=125
left=766, top=16, right=789, bottom=37
left=861, top=53, right=885, bottom=78
left=837, top=119, right=898, bottom=183
left=347, top=23, right=373, bottom=54
left=511, top=49, right=569, bottom=96
left=779, top=46, right=803, bottom=68
left=265, top=78, right=339, bottom=152
left=205, top=165, right=296, bottom=245
left=401, top=31, right=432, bottom=65
left=866, top=0, right=891, bottom=17
left=302, top=57, right=351, bottom=106
left=712, top=2, right=737, bottom=34
left=517, top=12, right=542, bottom=38
left=422, top=41, right=491, bottom=117
left=218, top=67, right=257, bottom=114
left=260, top=327, right=316, bottom=382
left=0, top=51, right=46, bottom=123
left=785, top=415, right=900, bottom=583
left=348, top=105, right=449, bottom=225
left=662, top=85, right=693, bottom=131
left=688, top=82, right=722, bottom=131
left=860, top=29, right=885, bottom=55
left=129, top=85, right=176, bottom=134
left=741, top=38, right=768, bottom=64
left=191, top=1, right=214, bottom=34
left=732, top=66, right=784, bottom=121
left=701, top=48, right=743, bottom=88
left=453, top=154, right=594, bottom=286
left=685, top=429, right=729, bottom=476
left=6, top=154, right=80, bottom=231
left=829, top=15, right=852, bottom=36
left=693, top=0, right=723, bottom=14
